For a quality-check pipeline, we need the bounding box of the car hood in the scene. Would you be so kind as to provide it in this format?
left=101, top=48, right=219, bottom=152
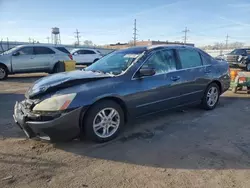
left=0, top=53, right=11, bottom=60
left=26, top=70, right=112, bottom=98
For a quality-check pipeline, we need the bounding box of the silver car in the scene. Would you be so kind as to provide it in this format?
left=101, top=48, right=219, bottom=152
left=0, top=44, right=72, bottom=80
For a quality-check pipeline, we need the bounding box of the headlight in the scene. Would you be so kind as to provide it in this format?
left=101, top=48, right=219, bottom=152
left=33, top=93, right=76, bottom=112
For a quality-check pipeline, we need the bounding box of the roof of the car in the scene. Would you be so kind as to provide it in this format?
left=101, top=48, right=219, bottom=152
left=71, top=48, right=97, bottom=51
left=118, top=45, right=196, bottom=53
left=16, top=44, right=66, bottom=48
left=238, top=48, right=250, bottom=50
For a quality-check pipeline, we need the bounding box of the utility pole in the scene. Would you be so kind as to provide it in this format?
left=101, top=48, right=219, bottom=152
left=133, top=19, right=138, bottom=46
left=74, top=29, right=81, bottom=46
left=182, top=27, right=190, bottom=44
left=46, top=37, right=50, bottom=44
left=7, top=37, right=9, bottom=49
left=225, top=34, right=229, bottom=49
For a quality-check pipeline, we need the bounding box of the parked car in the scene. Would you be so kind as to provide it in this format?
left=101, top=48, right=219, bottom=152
left=0, top=44, right=72, bottom=80
left=219, top=48, right=250, bottom=71
left=71, top=48, right=103, bottom=65
left=13, top=45, right=230, bottom=143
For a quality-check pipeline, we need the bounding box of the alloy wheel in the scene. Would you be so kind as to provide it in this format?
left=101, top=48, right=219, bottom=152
left=206, top=86, right=219, bottom=107
left=93, top=108, right=120, bottom=138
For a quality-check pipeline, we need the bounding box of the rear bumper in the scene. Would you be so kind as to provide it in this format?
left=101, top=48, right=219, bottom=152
left=13, top=102, right=83, bottom=141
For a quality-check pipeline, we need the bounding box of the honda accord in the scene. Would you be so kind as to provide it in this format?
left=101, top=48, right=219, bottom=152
left=13, top=45, right=230, bottom=142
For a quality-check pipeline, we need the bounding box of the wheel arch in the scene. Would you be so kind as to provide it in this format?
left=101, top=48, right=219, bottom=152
left=80, top=96, right=129, bottom=129
left=209, top=80, right=222, bottom=94
left=0, top=63, right=9, bottom=72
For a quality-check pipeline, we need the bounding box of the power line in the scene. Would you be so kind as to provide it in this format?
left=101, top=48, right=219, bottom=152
left=225, top=34, right=230, bottom=49
left=74, top=29, right=81, bottom=46
left=133, top=19, right=138, bottom=46
left=182, top=27, right=190, bottom=44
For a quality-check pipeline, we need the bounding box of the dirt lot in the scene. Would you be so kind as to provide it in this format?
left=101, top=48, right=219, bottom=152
left=1, top=74, right=250, bottom=188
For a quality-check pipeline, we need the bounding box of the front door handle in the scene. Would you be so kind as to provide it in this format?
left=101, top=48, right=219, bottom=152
left=204, top=69, right=211, bottom=73
left=171, top=76, right=180, bottom=81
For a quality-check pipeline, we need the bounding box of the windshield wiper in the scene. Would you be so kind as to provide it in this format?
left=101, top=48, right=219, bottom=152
left=90, top=70, right=106, bottom=74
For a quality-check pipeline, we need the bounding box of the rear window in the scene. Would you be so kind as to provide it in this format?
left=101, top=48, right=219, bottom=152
left=82, top=50, right=96, bottom=54
left=178, top=49, right=202, bottom=69
left=34, top=47, right=55, bottom=54
left=55, top=47, right=70, bottom=54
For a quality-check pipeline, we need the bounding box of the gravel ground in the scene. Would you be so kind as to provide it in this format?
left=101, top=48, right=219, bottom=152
left=1, top=74, right=250, bottom=188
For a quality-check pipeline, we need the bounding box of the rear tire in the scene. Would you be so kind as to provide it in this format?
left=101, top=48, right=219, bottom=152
left=82, top=100, right=124, bottom=143
left=53, top=62, right=64, bottom=73
left=0, top=65, right=8, bottom=80
left=201, top=83, right=220, bottom=110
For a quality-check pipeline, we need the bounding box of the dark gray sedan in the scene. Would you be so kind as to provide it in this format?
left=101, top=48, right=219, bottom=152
left=13, top=45, right=230, bottom=142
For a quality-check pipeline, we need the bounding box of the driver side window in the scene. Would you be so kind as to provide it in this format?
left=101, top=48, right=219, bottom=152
left=17, top=47, right=34, bottom=55
left=142, top=50, right=177, bottom=74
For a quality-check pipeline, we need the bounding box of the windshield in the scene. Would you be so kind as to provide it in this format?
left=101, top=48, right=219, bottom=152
left=85, top=49, right=145, bottom=75
left=229, top=49, right=246, bottom=55
left=0, top=46, right=19, bottom=55
left=229, top=50, right=238, bottom=55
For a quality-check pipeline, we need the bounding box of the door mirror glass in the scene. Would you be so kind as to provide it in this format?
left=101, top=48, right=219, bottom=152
left=12, top=51, right=20, bottom=56
left=139, top=67, right=155, bottom=77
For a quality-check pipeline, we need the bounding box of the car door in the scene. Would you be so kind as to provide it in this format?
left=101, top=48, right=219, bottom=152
left=128, top=49, right=184, bottom=116
left=33, top=47, right=56, bottom=71
left=175, top=48, right=209, bottom=104
left=82, top=50, right=96, bottom=63
left=11, top=47, right=35, bottom=73
left=72, top=50, right=82, bottom=63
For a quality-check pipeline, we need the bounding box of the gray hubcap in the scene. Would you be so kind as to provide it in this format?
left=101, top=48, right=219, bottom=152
left=93, top=108, right=120, bottom=138
left=207, top=86, right=218, bottom=107
left=0, top=68, right=6, bottom=79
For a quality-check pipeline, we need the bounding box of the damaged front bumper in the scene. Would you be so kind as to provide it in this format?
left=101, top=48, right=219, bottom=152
left=13, top=101, right=83, bottom=141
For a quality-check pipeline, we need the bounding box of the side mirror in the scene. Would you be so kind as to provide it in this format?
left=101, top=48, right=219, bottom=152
left=12, top=51, right=20, bottom=56
left=139, top=67, right=156, bottom=77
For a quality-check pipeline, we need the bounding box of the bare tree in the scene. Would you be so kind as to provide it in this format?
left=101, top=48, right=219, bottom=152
left=83, top=40, right=93, bottom=46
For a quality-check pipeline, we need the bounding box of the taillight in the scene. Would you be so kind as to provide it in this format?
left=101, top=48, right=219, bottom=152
left=68, top=54, right=73, bottom=60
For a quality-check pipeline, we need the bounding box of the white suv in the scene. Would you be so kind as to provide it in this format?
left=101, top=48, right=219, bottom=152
left=71, top=48, right=103, bottom=65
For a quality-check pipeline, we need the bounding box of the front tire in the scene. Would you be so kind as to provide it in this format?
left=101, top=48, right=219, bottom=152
left=83, top=100, right=124, bottom=142
left=201, top=83, right=220, bottom=110
left=0, top=65, right=8, bottom=80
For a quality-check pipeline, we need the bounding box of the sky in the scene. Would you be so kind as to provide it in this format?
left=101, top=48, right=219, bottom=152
left=1, top=0, right=250, bottom=46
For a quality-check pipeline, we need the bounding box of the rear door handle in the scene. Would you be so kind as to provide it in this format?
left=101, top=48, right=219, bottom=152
left=204, top=69, right=211, bottom=73
left=170, top=76, right=180, bottom=81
